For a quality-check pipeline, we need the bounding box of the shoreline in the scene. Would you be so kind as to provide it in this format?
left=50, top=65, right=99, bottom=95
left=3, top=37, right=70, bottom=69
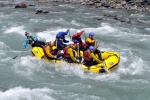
left=1, top=0, right=149, bottom=13
left=49, top=0, right=150, bottom=13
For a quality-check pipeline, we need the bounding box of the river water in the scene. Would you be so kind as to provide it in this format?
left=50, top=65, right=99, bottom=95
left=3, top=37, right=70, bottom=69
left=0, top=0, right=150, bottom=100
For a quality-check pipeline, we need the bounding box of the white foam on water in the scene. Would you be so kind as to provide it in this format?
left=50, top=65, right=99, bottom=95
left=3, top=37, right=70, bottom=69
left=49, top=11, right=67, bottom=14
left=36, top=28, right=69, bottom=41
left=0, top=41, right=10, bottom=50
left=81, top=23, right=118, bottom=36
left=29, top=19, right=41, bottom=23
left=53, top=61, right=120, bottom=82
left=0, top=53, right=5, bottom=60
left=145, top=28, right=150, bottom=31
left=29, top=18, right=55, bottom=23
left=54, top=18, right=69, bottom=24
left=13, top=0, right=26, bottom=3
left=3, top=25, right=26, bottom=36
left=0, top=85, right=104, bottom=100
left=36, top=30, right=56, bottom=41
left=13, top=56, right=46, bottom=79
left=117, top=48, right=145, bottom=76
left=71, top=20, right=87, bottom=27
left=0, top=42, right=10, bottom=60
left=59, top=4, right=75, bottom=8
left=0, top=86, right=54, bottom=100
left=129, top=57, right=144, bottom=75
left=130, top=13, right=145, bottom=18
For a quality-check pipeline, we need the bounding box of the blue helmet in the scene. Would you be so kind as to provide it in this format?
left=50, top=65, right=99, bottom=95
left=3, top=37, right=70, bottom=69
left=89, top=46, right=94, bottom=51
left=89, top=32, right=94, bottom=36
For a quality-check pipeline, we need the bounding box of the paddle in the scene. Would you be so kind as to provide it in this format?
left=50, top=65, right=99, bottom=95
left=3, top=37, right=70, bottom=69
left=95, top=41, right=109, bottom=74
left=83, top=31, right=86, bottom=40
left=77, top=43, right=79, bottom=58
left=101, top=61, right=110, bottom=74
left=68, top=29, right=71, bottom=41
left=12, top=50, right=24, bottom=59
left=12, top=55, right=18, bottom=59
left=55, top=40, right=57, bottom=63
left=77, top=43, right=80, bottom=63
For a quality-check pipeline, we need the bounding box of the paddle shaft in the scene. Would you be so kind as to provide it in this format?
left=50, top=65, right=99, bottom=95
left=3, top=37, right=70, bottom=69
left=95, top=41, right=110, bottom=73
left=77, top=43, right=79, bottom=57
left=12, top=50, right=24, bottom=59
left=83, top=31, right=86, bottom=40
left=68, top=30, right=71, bottom=41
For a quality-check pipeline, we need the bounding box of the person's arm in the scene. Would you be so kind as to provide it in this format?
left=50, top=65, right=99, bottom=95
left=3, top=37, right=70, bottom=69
left=32, top=36, right=38, bottom=41
left=82, top=43, right=88, bottom=46
left=90, top=52, right=102, bottom=63
left=45, top=46, right=55, bottom=58
left=23, top=39, right=28, bottom=49
left=60, top=29, right=69, bottom=36
left=63, top=39, right=69, bottom=43
left=72, top=31, right=83, bottom=39
left=68, top=48, right=77, bottom=62
left=64, top=29, right=69, bottom=35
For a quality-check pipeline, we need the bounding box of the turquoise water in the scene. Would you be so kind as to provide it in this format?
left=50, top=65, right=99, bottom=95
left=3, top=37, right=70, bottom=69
left=0, top=1, right=150, bottom=100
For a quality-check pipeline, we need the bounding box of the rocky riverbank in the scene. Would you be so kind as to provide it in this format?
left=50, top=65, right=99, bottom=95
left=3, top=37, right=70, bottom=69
left=1, top=0, right=149, bottom=12
left=50, top=0, right=150, bottom=12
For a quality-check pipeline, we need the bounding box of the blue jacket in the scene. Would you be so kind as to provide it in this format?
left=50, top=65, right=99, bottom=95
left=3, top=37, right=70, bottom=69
left=56, top=30, right=69, bottom=43
left=56, top=39, right=64, bottom=46
left=23, top=36, right=38, bottom=49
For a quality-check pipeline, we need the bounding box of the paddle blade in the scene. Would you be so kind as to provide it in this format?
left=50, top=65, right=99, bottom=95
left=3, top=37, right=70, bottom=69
left=12, top=55, right=18, bottom=59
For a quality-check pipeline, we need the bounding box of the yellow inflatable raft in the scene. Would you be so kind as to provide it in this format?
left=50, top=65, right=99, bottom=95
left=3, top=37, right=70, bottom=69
left=31, top=47, right=120, bottom=73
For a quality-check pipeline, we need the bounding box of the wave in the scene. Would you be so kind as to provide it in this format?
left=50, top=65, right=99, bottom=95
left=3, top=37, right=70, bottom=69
left=3, top=25, right=26, bottom=36
left=0, top=86, right=104, bottom=100
left=0, top=86, right=55, bottom=100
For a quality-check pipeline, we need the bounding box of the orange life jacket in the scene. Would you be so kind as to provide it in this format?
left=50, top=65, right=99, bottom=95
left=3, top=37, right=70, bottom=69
left=83, top=50, right=93, bottom=62
left=43, top=45, right=54, bottom=55
left=63, top=47, right=70, bottom=58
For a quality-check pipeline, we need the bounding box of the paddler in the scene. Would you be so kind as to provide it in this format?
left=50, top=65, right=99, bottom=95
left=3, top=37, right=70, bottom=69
left=85, top=32, right=103, bottom=61
left=23, top=32, right=45, bottom=50
left=43, top=39, right=57, bottom=60
left=43, top=40, right=63, bottom=60
left=63, top=41, right=80, bottom=63
left=83, top=46, right=103, bottom=66
left=72, top=30, right=88, bottom=52
left=55, top=29, right=70, bottom=50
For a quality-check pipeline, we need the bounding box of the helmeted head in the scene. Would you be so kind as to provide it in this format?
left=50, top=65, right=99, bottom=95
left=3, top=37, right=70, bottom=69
left=25, top=32, right=30, bottom=36
left=45, top=39, right=51, bottom=45
left=77, top=30, right=82, bottom=33
left=89, top=46, right=94, bottom=51
left=69, top=41, right=74, bottom=45
left=68, top=41, right=74, bottom=47
left=89, top=32, right=94, bottom=37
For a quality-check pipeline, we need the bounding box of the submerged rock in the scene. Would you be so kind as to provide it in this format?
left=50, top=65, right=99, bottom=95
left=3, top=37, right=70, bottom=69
left=35, top=9, right=49, bottom=14
left=15, top=3, right=27, bottom=8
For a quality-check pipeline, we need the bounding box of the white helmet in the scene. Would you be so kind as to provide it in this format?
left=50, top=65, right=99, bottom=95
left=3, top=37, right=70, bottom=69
left=46, top=39, right=51, bottom=43
left=77, top=30, right=82, bottom=33
left=69, top=41, right=74, bottom=44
